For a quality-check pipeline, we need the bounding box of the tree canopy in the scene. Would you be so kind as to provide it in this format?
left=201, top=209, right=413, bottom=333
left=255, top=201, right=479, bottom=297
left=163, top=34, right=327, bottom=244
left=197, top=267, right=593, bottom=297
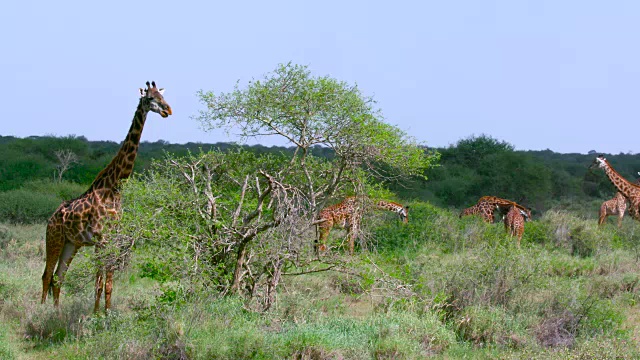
left=195, top=63, right=437, bottom=184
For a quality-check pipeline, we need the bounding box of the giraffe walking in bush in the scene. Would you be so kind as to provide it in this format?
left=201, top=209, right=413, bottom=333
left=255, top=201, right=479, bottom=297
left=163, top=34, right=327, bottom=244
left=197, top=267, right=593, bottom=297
left=41, top=82, right=172, bottom=312
left=598, top=192, right=627, bottom=228
left=591, top=155, right=640, bottom=222
left=503, top=205, right=529, bottom=247
left=315, top=196, right=409, bottom=255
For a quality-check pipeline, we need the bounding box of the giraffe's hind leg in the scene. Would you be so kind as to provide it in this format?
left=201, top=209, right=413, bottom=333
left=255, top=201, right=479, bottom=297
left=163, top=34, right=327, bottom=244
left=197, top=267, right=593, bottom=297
left=315, top=223, right=331, bottom=256
left=598, top=213, right=606, bottom=226
left=94, top=245, right=106, bottom=313
left=52, top=241, right=79, bottom=307
left=104, top=269, right=114, bottom=311
left=42, top=222, right=63, bottom=304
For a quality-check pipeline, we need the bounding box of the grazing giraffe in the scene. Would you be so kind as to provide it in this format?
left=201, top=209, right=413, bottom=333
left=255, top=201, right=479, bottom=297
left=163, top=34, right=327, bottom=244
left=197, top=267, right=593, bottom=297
left=598, top=192, right=627, bottom=228
left=459, top=201, right=498, bottom=223
left=315, top=196, right=409, bottom=255
left=591, top=155, right=640, bottom=221
left=41, top=81, right=172, bottom=312
left=503, top=205, right=529, bottom=247
left=478, top=196, right=532, bottom=220
left=460, top=196, right=531, bottom=224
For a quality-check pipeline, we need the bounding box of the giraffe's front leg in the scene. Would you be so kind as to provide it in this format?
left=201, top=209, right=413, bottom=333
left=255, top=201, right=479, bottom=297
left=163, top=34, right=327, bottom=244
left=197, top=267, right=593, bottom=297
left=104, top=269, right=114, bottom=311
left=93, top=242, right=106, bottom=313
left=315, top=223, right=331, bottom=257
left=94, top=267, right=104, bottom=313
left=347, top=219, right=360, bottom=255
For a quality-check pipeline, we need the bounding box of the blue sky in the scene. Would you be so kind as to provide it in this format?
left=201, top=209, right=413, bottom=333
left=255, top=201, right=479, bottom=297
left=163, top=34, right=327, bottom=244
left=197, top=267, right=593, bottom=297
left=1, top=1, right=639, bottom=154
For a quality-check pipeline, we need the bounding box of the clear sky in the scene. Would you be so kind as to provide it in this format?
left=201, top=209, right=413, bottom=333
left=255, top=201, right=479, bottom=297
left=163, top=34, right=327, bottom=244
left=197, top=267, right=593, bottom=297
left=1, top=1, right=639, bottom=154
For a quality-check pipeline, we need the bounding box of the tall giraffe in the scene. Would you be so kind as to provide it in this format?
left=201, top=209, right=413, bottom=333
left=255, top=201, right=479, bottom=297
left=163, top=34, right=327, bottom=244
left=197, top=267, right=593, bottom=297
left=315, top=196, right=409, bottom=255
left=591, top=155, right=640, bottom=221
left=503, top=205, right=528, bottom=247
left=598, top=192, right=627, bottom=228
left=41, top=81, right=172, bottom=312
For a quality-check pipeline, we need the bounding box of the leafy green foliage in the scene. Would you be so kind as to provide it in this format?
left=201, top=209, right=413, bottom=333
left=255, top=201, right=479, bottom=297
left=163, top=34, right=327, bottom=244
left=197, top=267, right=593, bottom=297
left=0, top=180, right=85, bottom=224
left=195, top=62, right=438, bottom=183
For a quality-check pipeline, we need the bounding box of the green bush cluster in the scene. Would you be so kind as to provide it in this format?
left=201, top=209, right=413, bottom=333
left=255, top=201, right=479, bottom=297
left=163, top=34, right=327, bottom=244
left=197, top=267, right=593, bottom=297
left=0, top=180, right=85, bottom=223
left=369, top=206, right=637, bottom=356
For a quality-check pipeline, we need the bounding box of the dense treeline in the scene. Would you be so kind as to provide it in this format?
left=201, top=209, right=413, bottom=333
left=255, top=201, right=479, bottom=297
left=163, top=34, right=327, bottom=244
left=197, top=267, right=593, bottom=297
left=1, top=133, right=636, bottom=220
left=392, top=135, right=640, bottom=215
left=0, top=134, right=299, bottom=192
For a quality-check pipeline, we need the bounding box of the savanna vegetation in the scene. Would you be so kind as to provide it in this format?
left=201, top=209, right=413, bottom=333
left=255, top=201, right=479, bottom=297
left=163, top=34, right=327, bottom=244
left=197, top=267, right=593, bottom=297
left=1, top=63, right=640, bottom=359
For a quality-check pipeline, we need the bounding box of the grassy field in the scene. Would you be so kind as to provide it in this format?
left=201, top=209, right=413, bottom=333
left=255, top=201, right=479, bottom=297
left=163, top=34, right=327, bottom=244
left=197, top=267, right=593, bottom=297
left=2, top=202, right=640, bottom=359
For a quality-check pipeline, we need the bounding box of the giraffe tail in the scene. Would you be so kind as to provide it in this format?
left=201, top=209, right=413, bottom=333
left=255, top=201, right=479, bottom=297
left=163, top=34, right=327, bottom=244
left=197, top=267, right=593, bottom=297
left=314, top=222, right=319, bottom=253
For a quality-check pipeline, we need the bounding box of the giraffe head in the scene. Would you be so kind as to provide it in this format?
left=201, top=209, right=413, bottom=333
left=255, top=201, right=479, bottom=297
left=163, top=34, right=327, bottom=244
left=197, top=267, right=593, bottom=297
left=139, top=81, right=173, bottom=118
left=590, top=155, right=607, bottom=170
left=376, top=200, right=409, bottom=223
left=398, top=206, right=409, bottom=223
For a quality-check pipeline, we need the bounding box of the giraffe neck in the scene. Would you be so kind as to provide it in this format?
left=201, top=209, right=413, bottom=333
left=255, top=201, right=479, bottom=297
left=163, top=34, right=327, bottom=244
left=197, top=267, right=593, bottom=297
left=375, top=200, right=408, bottom=220
left=87, top=100, right=148, bottom=192
left=603, top=160, right=640, bottom=200
left=375, top=200, right=402, bottom=212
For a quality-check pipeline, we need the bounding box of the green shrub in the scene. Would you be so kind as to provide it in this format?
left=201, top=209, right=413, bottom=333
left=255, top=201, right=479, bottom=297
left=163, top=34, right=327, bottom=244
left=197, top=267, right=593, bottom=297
left=22, top=299, right=91, bottom=343
left=0, top=323, right=16, bottom=360
left=21, top=179, right=86, bottom=201
left=0, top=224, right=13, bottom=249
left=0, top=189, right=61, bottom=224
left=0, top=180, right=85, bottom=224
left=455, top=305, right=526, bottom=348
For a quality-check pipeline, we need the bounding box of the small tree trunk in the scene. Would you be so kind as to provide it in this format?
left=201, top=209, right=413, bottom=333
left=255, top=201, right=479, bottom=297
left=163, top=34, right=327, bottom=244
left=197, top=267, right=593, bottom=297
left=230, top=239, right=249, bottom=294
left=263, top=258, right=283, bottom=311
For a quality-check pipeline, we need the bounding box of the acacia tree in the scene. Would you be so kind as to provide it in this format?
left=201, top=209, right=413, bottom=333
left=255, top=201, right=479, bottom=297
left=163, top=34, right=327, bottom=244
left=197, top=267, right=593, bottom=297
left=195, top=63, right=437, bottom=211
left=53, top=149, right=79, bottom=182
left=112, top=63, right=437, bottom=311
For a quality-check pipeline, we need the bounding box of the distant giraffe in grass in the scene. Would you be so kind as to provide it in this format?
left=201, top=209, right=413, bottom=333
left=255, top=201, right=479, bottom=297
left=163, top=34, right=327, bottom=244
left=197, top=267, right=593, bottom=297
left=315, top=196, right=409, bottom=255
left=591, top=155, right=640, bottom=222
left=598, top=192, right=627, bottom=228
left=459, top=201, right=497, bottom=223
left=478, top=196, right=532, bottom=220
left=503, top=205, right=529, bottom=247
left=460, top=196, right=531, bottom=223
left=41, top=81, right=172, bottom=312
left=595, top=173, right=640, bottom=227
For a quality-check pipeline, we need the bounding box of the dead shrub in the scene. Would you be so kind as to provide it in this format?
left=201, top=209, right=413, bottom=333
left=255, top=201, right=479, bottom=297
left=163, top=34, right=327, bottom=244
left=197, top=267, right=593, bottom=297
left=535, top=310, right=578, bottom=348
left=292, top=346, right=338, bottom=360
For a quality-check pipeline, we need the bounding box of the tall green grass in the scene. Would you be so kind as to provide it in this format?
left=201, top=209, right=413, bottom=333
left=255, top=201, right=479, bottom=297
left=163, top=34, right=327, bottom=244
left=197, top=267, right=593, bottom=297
left=2, top=202, right=640, bottom=358
left=0, top=180, right=85, bottom=223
